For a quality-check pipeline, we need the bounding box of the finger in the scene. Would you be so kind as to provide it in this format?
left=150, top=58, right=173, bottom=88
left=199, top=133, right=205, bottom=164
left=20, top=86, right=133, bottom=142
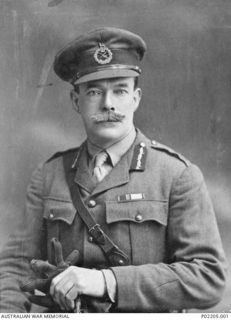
left=52, top=280, right=76, bottom=311
left=65, top=297, right=75, bottom=311
left=49, top=266, right=73, bottom=296
left=65, top=250, right=80, bottom=266
left=49, top=267, right=79, bottom=304
left=50, top=272, right=61, bottom=297
left=65, top=286, right=78, bottom=310
left=74, top=297, right=82, bottom=313
left=29, top=294, right=55, bottom=308
left=51, top=238, right=65, bottom=267
left=51, top=286, right=66, bottom=311
left=21, top=278, right=51, bottom=293
left=30, top=259, right=56, bottom=275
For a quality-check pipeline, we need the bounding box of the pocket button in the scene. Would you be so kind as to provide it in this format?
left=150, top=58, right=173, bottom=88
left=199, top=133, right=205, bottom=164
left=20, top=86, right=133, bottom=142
left=135, top=214, right=143, bottom=222
left=49, top=212, right=54, bottom=219
left=88, top=200, right=96, bottom=208
left=118, top=259, right=125, bottom=265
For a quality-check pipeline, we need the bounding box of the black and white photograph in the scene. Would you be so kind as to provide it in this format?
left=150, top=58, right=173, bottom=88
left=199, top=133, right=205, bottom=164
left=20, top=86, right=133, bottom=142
left=0, top=0, right=230, bottom=315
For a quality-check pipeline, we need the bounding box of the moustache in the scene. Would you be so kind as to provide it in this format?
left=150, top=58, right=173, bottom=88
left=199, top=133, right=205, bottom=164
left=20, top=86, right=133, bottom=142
left=91, top=111, right=125, bottom=123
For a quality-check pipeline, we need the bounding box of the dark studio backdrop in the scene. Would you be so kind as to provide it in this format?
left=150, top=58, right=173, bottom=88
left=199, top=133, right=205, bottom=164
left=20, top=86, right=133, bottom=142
left=0, top=0, right=230, bottom=312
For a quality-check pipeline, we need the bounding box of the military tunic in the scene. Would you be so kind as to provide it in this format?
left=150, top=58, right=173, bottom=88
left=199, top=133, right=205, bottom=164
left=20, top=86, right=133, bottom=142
left=0, top=130, right=226, bottom=312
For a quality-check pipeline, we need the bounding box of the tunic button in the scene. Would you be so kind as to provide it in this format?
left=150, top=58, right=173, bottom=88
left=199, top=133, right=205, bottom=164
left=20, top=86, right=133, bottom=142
left=118, top=259, right=125, bottom=265
left=88, top=236, right=94, bottom=243
left=88, top=200, right=96, bottom=208
left=49, top=212, right=54, bottom=219
left=135, top=214, right=143, bottom=222
left=140, top=142, right=146, bottom=147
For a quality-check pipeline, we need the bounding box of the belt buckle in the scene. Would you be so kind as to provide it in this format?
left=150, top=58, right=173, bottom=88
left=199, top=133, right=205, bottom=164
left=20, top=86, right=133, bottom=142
left=89, top=224, right=105, bottom=245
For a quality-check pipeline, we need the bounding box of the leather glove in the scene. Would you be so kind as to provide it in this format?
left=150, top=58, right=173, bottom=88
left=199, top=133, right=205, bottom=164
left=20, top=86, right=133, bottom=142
left=21, top=238, right=80, bottom=312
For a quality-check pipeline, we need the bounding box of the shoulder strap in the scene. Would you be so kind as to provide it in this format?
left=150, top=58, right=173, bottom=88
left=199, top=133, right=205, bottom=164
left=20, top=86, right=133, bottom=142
left=62, top=152, right=129, bottom=267
left=46, top=147, right=79, bottom=164
left=151, top=140, right=190, bottom=167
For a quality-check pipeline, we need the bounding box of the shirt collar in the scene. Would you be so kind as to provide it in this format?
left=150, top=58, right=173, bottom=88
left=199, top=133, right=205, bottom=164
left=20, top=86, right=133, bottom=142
left=87, top=127, right=136, bottom=167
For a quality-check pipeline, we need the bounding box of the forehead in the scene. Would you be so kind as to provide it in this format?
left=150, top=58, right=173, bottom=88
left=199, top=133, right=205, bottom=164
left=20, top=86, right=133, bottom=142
left=80, top=77, right=135, bottom=89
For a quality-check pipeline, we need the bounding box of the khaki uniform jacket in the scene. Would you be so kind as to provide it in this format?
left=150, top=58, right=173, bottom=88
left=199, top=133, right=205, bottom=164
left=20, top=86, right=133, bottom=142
left=0, top=130, right=226, bottom=312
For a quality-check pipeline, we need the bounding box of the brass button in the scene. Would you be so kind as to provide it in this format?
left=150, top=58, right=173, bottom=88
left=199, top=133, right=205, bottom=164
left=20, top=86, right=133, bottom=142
left=88, top=200, right=96, bottom=208
left=140, top=142, right=146, bottom=147
left=88, top=236, right=94, bottom=243
left=118, top=259, right=125, bottom=265
left=152, top=140, right=157, bottom=146
left=135, top=214, right=143, bottom=222
left=49, top=212, right=54, bottom=219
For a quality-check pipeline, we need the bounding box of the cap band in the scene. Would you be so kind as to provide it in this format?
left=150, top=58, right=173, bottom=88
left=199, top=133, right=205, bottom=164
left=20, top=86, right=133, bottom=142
left=73, top=64, right=141, bottom=84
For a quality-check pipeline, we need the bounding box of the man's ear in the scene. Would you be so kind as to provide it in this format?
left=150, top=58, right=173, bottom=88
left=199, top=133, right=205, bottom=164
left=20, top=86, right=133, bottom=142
left=70, top=89, right=80, bottom=113
left=133, top=88, right=142, bottom=112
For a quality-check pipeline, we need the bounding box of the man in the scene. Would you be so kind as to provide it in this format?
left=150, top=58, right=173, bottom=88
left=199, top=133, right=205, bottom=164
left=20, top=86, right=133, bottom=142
left=0, top=27, right=226, bottom=313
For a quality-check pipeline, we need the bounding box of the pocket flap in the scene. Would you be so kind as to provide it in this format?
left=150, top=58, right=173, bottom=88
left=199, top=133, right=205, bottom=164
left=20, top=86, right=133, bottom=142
left=43, top=198, right=76, bottom=225
left=105, top=200, right=168, bottom=226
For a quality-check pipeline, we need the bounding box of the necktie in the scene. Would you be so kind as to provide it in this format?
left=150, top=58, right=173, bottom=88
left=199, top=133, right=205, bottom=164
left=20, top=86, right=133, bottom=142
left=93, top=151, right=111, bottom=183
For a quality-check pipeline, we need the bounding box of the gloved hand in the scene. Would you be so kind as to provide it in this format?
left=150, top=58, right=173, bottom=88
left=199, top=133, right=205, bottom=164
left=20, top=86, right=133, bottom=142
left=20, top=238, right=80, bottom=312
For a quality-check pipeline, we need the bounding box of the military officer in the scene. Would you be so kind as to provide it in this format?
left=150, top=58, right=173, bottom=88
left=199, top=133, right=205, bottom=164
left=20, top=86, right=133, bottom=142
left=0, top=27, right=226, bottom=313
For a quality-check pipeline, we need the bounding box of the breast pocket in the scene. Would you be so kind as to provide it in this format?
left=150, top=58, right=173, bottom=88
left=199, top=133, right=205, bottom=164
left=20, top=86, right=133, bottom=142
left=43, top=198, right=77, bottom=225
left=43, top=198, right=77, bottom=263
left=105, top=200, right=168, bottom=265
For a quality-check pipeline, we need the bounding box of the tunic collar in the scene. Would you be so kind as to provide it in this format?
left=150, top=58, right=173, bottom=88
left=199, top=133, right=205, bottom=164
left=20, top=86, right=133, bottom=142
left=87, top=127, right=136, bottom=167
left=71, top=128, right=150, bottom=194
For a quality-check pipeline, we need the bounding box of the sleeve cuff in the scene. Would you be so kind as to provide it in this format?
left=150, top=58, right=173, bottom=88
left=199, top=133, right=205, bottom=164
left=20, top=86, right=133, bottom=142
left=101, top=269, right=117, bottom=303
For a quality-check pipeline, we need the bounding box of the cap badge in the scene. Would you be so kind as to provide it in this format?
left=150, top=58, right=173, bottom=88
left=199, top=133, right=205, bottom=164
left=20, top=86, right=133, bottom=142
left=94, top=43, right=113, bottom=65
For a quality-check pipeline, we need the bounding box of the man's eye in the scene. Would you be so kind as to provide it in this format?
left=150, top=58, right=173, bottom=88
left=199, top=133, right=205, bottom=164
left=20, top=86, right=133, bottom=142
left=87, top=90, right=102, bottom=96
left=115, top=89, right=127, bottom=95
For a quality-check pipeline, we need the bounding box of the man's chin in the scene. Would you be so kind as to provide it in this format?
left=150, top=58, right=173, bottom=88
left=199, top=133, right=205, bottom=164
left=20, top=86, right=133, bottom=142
left=89, top=125, right=123, bottom=145
left=95, top=120, right=119, bottom=127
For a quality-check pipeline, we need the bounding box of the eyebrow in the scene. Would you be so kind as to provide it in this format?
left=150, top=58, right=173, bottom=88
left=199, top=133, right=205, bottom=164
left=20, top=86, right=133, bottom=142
left=113, top=83, right=129, bottom=88
left=84, top=81, right=129, bottom=90
left=85, top=82, right=102, bottom=90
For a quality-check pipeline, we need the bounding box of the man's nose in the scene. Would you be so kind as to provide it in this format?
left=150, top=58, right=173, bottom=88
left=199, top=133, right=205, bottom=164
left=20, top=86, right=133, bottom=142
left=102, top=92, right=115, bottom=111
